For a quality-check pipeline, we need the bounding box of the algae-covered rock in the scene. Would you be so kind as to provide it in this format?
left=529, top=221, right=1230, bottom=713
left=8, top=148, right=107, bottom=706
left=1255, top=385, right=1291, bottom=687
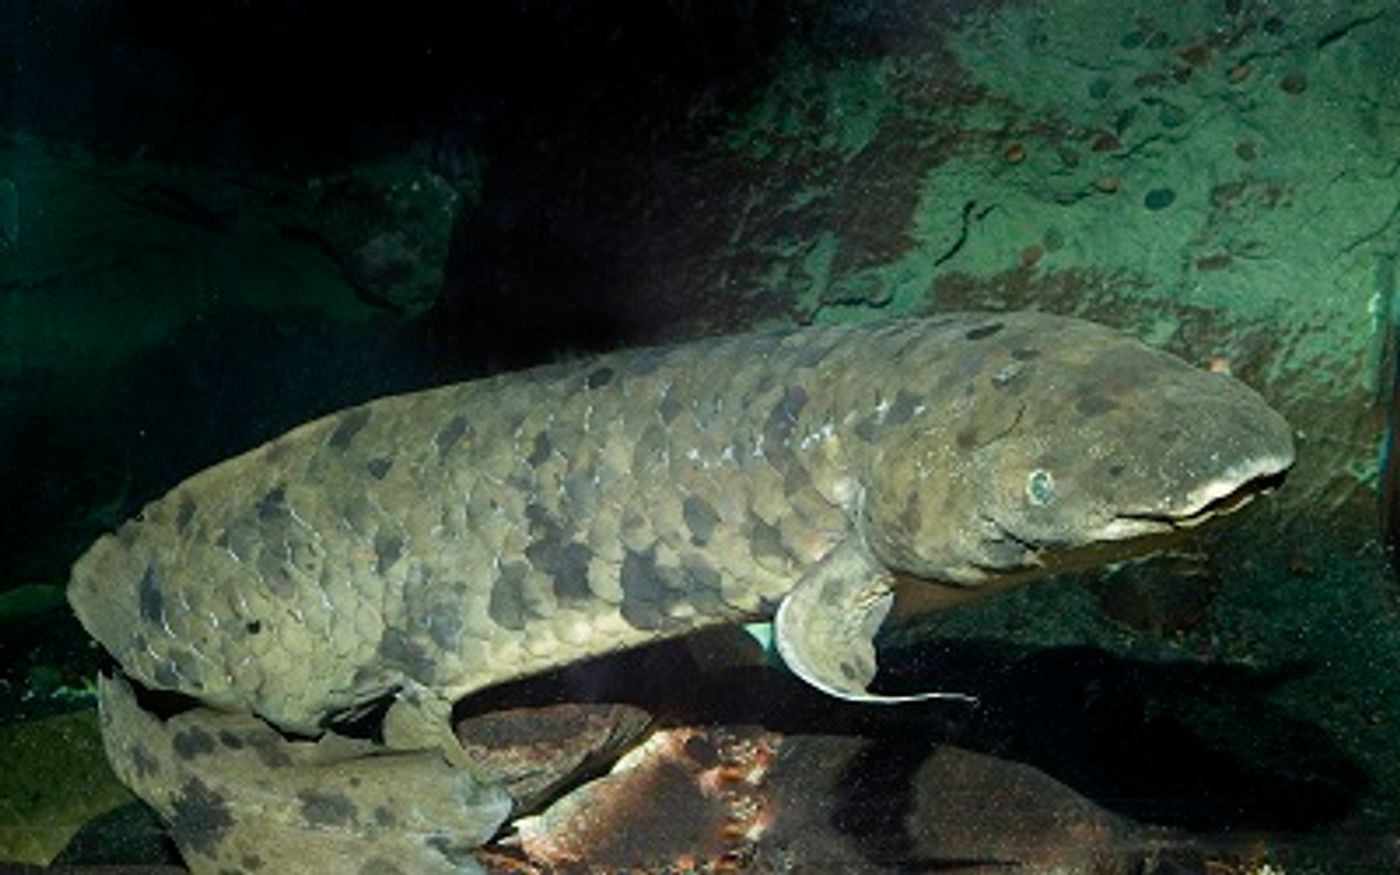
left=0, top=708, right=133, bottom=865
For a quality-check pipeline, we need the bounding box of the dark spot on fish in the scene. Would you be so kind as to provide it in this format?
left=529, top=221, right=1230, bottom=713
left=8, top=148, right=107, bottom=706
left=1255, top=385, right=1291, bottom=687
left=522, top=505, right=593, bottom=603
left=338, top=497, right=377, bottom=538
left=966, top=323, right=1004, bottom=340
left=241, top=854, right=265, bottom=871
left=763, top=386, right=809, bottom=491
left=217, top=730, right=244, bottom=750
left=839, top=660, right=860, bottom=681
left=901, top=493, right=923, bottom=538
left=256, top=548, right=297, bottom=598
left=658, top=385, right=684, bottom=423
left=366, top=457, right=393, bottom=480
left=299, top=790, right=358, bottom=827
left=679, top=555, right=729, bottom=617
left=374, top=533, right=404, bottom=575
left=782, top=462, right=814, bottom=497
left=680, top=554, right=724, bottom=595
left=422, top=597, right=465, bottom=652
left=245, top=620, right=262, bottom=635
left=524, top=500, right=552, bottom=535
left=585, top=366, right=615, bottom=388
left=328, top=408, right=372, bottom=451
left=549, top=542, right=594, bottom=603
left=631, top=422, right=669, bottom=472
left=1108, top=463, right=1125, bottom=477
left=619, top=548, right=683, bottom=631
left=379, top=629, right=438, bottom=682
left=360, top=859, right=406, bottom=875
left=177, top=496, right=197, bottom=533
left=435, top=415, right=469, bottom=461
left=488, top=562, right=531, bottom=631
left=1158, top=428, right=1181, bottom=445
left=885, top=389, right=923, bottom=426
left=854, top=415, right=880, bottom=443
left=168, top=777, right=234, bottom=857
left=682, top=495, right=721, bottom=546
left=747, top=513, right=790, bottom=568
left=173, top=726, right=216, bottom=760
left=619, top=548, right=665, bottom=599
left=247, top=733, right=294, bottom=769
left=256, top=486, right=287, bottom=522
left=220, top=523, right=257, bottom=563
left=528, top=431, right=552, bottom=466
left=373, top=806, right=396, bottom=827
left=1012, top=347, right=1041, bottom=360
left=562, top=470, right=596, bottom=512
left=771, top=386, right=808, bottom=432
left=1076, top=393, right=1117, bottom=416
left=955, top=428, right=978, bottom=450
left=130, top=742, right=160, bottom=778
left=138, top=566, right=165, bottom=624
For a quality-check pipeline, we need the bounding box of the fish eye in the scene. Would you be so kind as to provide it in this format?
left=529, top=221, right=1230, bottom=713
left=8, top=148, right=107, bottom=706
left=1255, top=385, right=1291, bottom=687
left=1026, top=469, right=1056, bottom=507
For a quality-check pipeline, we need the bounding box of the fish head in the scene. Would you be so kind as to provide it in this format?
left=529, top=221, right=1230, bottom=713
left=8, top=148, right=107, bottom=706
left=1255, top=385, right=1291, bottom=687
left=862, top=315, right=1295, bottom=585
left=67, top=505, right=243, bottom=707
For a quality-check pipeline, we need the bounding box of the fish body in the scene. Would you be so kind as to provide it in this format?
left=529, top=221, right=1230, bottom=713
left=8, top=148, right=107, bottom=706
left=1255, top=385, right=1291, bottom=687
left=70, top=312, right=1295, bottom=872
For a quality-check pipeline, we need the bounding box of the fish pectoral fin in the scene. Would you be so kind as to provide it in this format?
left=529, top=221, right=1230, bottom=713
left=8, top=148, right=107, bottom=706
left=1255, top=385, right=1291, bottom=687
left=774, top=538, right=977, bottom=705
left=383, top=682, right=484, bottom=773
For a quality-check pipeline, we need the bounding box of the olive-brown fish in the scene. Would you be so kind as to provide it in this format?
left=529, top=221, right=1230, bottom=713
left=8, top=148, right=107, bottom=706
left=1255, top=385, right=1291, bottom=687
left=70, top=312, right=1294, bottom=873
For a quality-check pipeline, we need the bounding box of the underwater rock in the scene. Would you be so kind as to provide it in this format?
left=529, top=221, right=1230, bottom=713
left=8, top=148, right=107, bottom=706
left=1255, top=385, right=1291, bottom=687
left=0, top=708, right=133, bottom=866
left=51, top=801, right=182, bottom=868
left=500, top=725, right=780, bottom=872
left=497, top=729, right=1145, bottom=873
left=455, top=701, right=653, bottom=812
left=749, top=737, right=1144, bottom=874
left=305, top=160, right=470, bottom=315
left=904, top=745, right=1138, bottom=870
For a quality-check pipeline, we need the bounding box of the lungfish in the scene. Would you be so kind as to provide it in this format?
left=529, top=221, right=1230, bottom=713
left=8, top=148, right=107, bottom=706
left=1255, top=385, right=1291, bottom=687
left=69, top=312, right=1294, bottom=873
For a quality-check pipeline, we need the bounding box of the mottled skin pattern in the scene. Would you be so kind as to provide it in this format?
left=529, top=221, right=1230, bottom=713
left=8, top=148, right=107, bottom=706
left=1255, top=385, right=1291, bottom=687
left=76, top=317, right=876, bottom=733
left=70, top=312, right=1294, bottom=873
left=97, top=673, right=509, bottom=875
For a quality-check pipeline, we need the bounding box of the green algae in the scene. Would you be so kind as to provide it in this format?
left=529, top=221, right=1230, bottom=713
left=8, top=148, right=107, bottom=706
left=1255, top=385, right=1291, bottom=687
left=0, top=709, right=132, bottom=865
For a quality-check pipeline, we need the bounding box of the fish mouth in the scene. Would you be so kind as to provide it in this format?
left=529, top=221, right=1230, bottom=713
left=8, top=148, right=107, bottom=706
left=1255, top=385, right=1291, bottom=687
left=971, top=449, right=1293, bottom=581
left=1096, top=455, right=1292, bottom=541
